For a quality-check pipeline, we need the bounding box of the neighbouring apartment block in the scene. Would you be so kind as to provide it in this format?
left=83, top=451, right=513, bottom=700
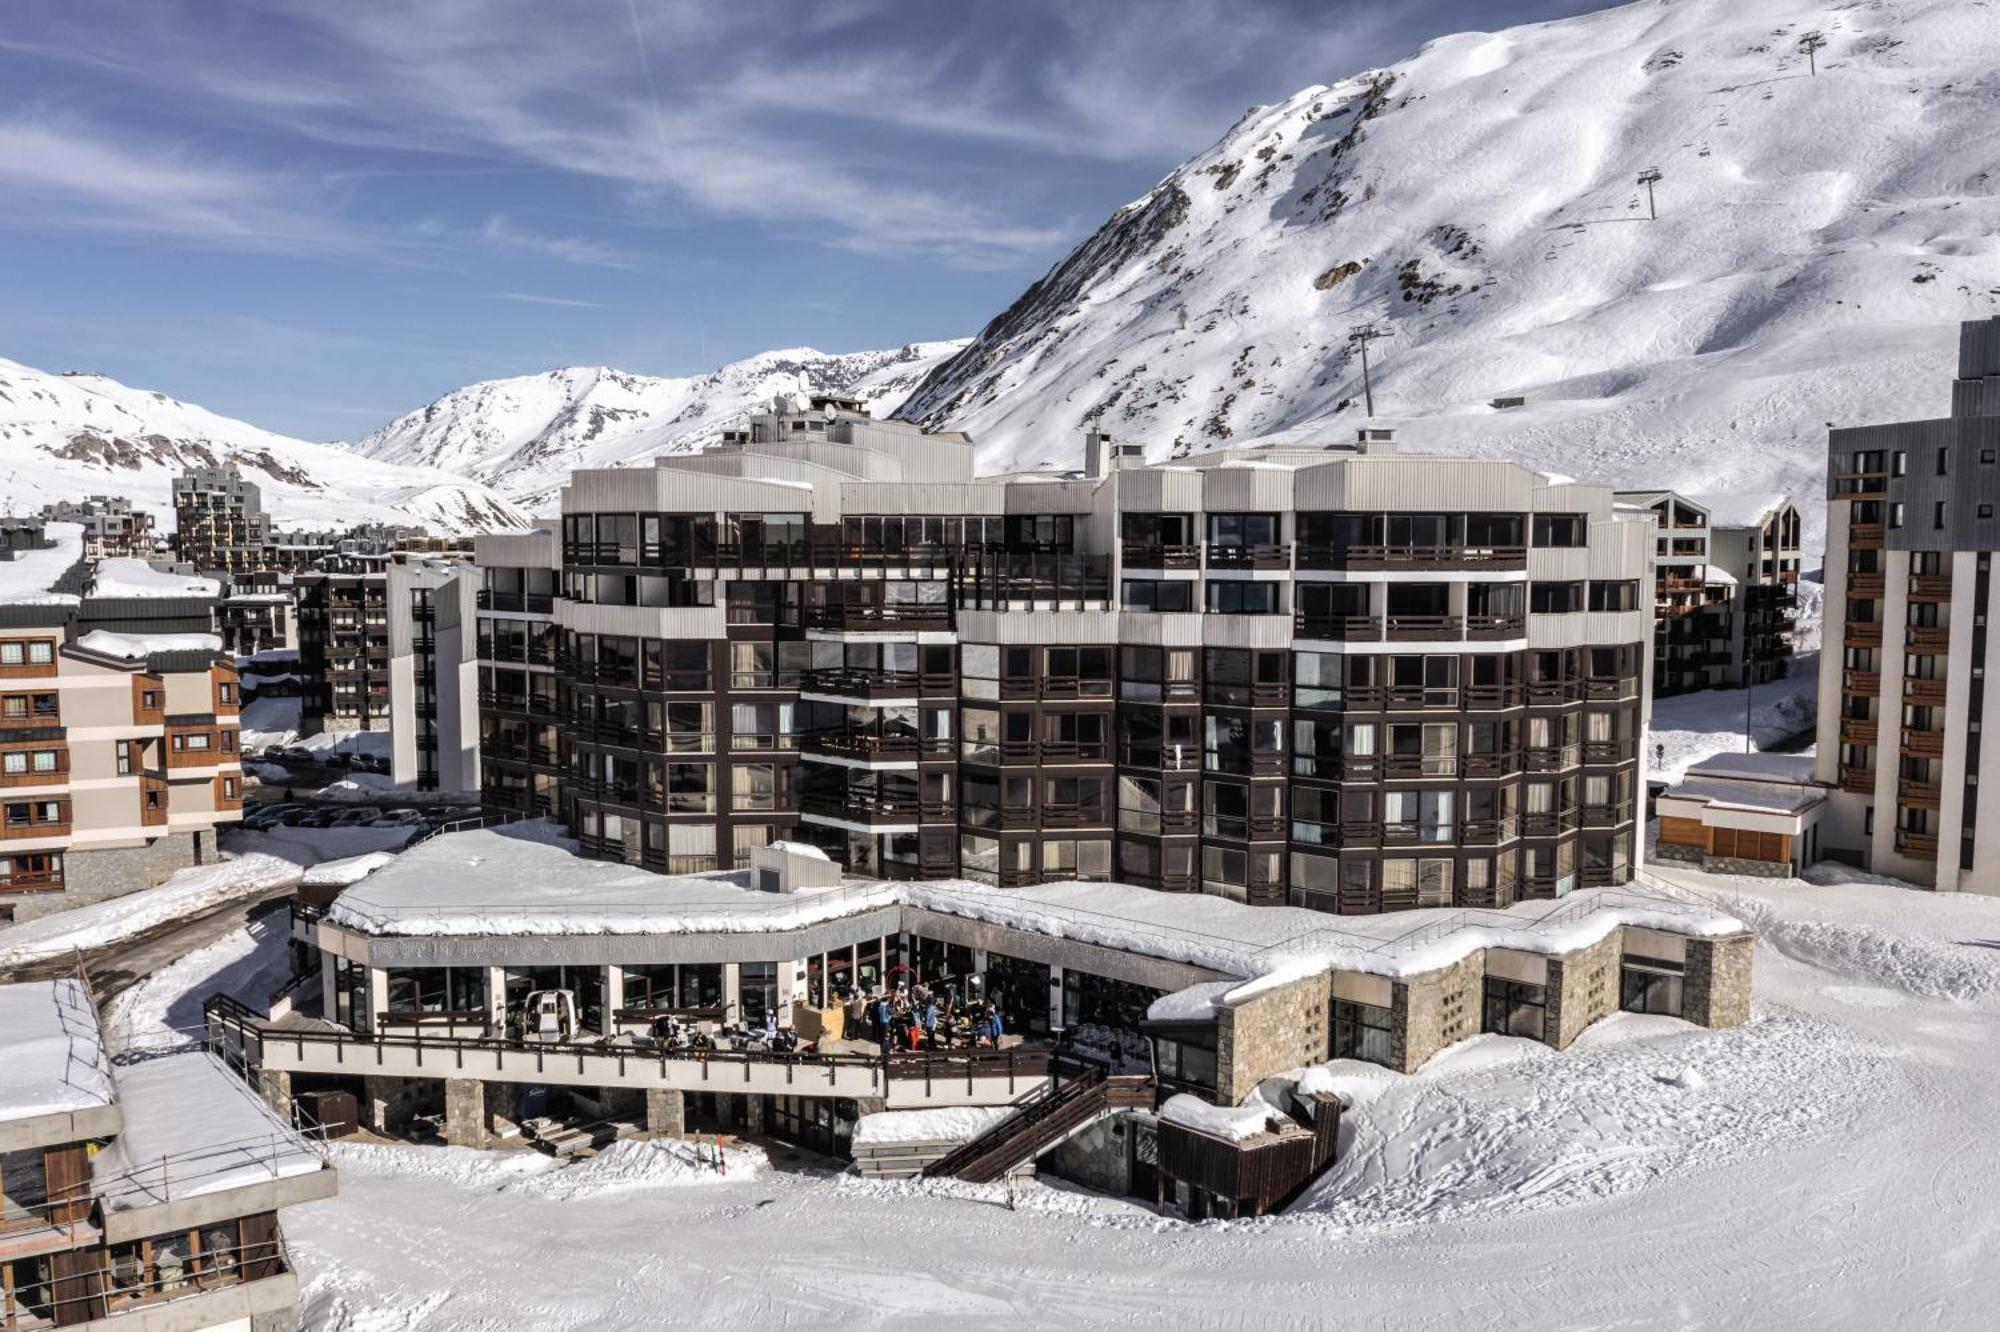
left=461, top=395, right=1654, bottom=913
left=0, top=529, right=242, bottom=924
left=1615, top=489, right=1802, bottom=696
left=170, top=465, right=272, bottom=577
left=1817, top=315, right=2000, bottom=894
left=35, top=498, right=156, bottom=561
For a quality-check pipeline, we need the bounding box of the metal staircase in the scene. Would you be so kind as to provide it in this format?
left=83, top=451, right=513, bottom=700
left=923, top=1060, right=1153, bottom=1183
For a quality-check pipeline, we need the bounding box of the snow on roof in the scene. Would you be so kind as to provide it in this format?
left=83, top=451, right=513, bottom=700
left=301, top=850, right=400, bottom=889
left=766, top=840, right=830, bottom=861
left=852, top=1105, right=1018, bottom=1148
left=1159, top=1092, right=1292, bottom=1143
left=1693, top=491, right=1792, bottom=529
left=0, top=520, right=83, bottom=606
left=325, top=829, right=1748, bottom=1001
left=0, top=979, right=115, bottom=1124
left=90, top=558, right=220, bottom=600
left=94, top=1050, right=325, bottom=1212
left=1701, top=563, right=1739, bottom=586
left=1687, top=752, right=1818, bottom=785
left=74, top=629, right=224, bottom=660
left=1145, top=979, right=1237, bottom=1023
left=1666, top=778, right=1825, bottom=818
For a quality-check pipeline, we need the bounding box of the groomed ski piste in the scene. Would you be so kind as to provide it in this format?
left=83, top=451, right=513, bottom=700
left=101, top=839, right=2000, bottom=1329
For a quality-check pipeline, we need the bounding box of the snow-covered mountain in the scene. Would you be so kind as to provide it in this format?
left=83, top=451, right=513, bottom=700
left=351, top=342, right=966, bottom=509
left=899, top=0, right=2000, bottom=545
left=0, top=357, right=526, bottom=533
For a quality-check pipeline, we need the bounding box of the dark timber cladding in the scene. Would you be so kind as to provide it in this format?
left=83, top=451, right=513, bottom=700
left=482, top=397, right=1652, bottom=914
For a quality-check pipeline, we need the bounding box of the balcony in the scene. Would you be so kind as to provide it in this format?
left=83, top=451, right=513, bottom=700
left=1205, top=542, right=1291, bottom=570
left=1903, top=677, right=1947, bottom=705
left=1847, top=572, right=1885, bottom=596
left=1843, top=669, right=1881, bottom=694
left=1383, top=614, right=1463, bottom=641
left=1120, top=541, right=1201, bottom=570
left=1838, top=766, right=1875, bottom=795
left=1905, top=625, right=1951, bottom=651
left=799, top=731, right=952, bottom=763
left=799, top=667, right=928, bottom=701
left=1296, top=543, right=1527, bottom=571
left=1831, top=469, right=1887, bottom=496
left=801, top=603, right=953, bottom=634
left=1902, top=730, right=1946, bottom=758
left=1897, top=779, right=1942, bottom=809
left=1466, top=614, right=1526, bottom=640
left=1895, top=829, right=1938, bottom=860
left=477, top=589, right=556, bottom=615
left=800, top=790, right=951, bottom=827
left=1909, top=574, right=1953, bottom=601
left=1845, top=620, right=1884, bottom=646
left=1293, top=613, right=1381, bottom=642
left=1839, top=717, right=1878, bottom=746
left=1848, top=523, right=1885, bottom=549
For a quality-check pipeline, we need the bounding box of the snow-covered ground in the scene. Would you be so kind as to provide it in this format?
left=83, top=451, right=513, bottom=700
left=265, top=856, right=2000, bottom=1329
left=1647, top=652, right=1818, bottom=784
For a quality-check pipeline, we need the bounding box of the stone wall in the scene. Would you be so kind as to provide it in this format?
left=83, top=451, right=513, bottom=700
left=1041, top=1113, right=1133, bottom=1196
left=1, top=833, right=200, bottom=923
left=362, top=1075, right=435, bottom=1136
left=1215, top=974, right=1329, bottom=1104
left=1702, top=854, right=1791, bottom=878
left=646, top=1088, right=686, bottom=1137
left=1684, top=934, right=1755, bottom=1029
left=1391, top=953, right=1482, bottom=1073
left=1546, top=928, right=1622, bottom=1050
left=1651, top=841, right=1704, bottom=866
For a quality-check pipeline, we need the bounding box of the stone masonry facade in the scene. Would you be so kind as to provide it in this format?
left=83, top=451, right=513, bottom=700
left=1684, top=934, right=1754, bottom=1029
left=3, top=832, right=201, bottom=924
left=1391, top=952, right=1482, bottom=1073
left=1215, top=974, right=1329, bottom=1103
left=1546, top=929, right=1623, bottom=1050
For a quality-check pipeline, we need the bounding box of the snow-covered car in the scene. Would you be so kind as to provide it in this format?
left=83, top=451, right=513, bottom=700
left=370, top=810, right=426, bottom=827
left=331, top=806, right=386, bottom=827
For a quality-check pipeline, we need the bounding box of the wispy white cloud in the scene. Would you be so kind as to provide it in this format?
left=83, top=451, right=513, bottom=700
left=495, top=291, right=601, bottom=309
left=478, top=216, right=635, bottom=268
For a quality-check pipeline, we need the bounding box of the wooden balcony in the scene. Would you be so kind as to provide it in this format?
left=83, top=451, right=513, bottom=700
left=1895, top=829, right=1938, bottom=860
left=1905, top=625, right=1952, bottom=652
left=1842, top=670, right=1880, bottom=694
left=1838, top=718, right=1878, bottom=746
left=1848, top=523, right=1885, bottom=548
left=1847, top=572, right=1885, bottom=596
left=1845, top=620, right=1883, bottom=646
left=1898, top=779, right=1942, bottom=810
left=1909, top=574, right=1954, bottom=601
left=1838, top=766, right=1876, bottom=795
left=1903, top=677, right=1948, bottom=705
left=1903, top=730, right=1946, bottom=758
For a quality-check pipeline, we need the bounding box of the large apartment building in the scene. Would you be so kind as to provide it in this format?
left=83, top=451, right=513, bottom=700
left=170, top=465, right=272, bottom=577
left=1817, top=316, right=2000, bottom=893
left=467, top=397, right=1653, bottom=915
left=0, top=527, right=243, bottom=924
left=1616, top=490, right=1802, bottom=696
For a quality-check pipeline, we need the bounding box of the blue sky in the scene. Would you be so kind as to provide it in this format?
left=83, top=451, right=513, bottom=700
left=0, top=0, right=1611, bottom=441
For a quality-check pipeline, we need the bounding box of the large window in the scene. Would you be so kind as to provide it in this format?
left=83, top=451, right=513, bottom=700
left=1483, top=976, right=1546, bottom=1041
left=1620, top=955, right=1685, bottom=1017
left=384, top=966, right=485, bottom=1015
left=1331, top=999, right=1394, bottom=1067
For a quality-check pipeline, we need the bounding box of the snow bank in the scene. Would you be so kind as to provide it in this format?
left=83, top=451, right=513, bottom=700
left=0, top=978, right=114, bottom=1123
left=0, top=854, right=302, bottom=968
left=104, top=914, right=293, bottom=1049
left=302, top=850, right=398, bottom=888
left=89, top=558, right=220, bottom=600
left=853, top=1106, right=1017, bottom=1148
left=329, top=1140, right=559, bottom=1190
left=504, top=1138, right=765, bottom=1200
left=75, top=629, right=223, bottom=660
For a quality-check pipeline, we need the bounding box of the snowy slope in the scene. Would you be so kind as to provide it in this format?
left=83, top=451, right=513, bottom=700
left=898, top=0, right=2000, bottom=547
left=0, top=358, right=527, bottom=533
left=350, top=342, right=966, bottom=509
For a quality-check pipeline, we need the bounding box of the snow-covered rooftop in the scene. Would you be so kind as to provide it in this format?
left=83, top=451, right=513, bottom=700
left=1686, top=752, right=1818, bottom=785
left=94, top=1050, right=325, bottom=1212
left=74, top=629, right=225, bottom=661
left=1667, top=779, right=1824, bottom=818
left=325, top=828, right=1748, bottom=1002
left=0, top=978, right=115, bottom=1124
left=90, top=558, right=220, bottom=600
left=0, top=520, right=84, bottom=606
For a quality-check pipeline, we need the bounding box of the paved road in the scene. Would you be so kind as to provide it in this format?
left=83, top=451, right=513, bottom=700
left=0, top=886, right=296, bottom=996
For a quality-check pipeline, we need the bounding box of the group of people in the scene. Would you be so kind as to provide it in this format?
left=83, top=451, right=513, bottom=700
left=835, top=979, right=1006, bottom=1053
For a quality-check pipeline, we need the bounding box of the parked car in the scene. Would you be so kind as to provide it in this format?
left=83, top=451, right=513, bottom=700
left=295, top=809, right=343, bottom=828
left=278, top=746, right=315, bottom=764
left=370, top=810, right=426, bottom=828
left=332, top=806, right=386, bottom=827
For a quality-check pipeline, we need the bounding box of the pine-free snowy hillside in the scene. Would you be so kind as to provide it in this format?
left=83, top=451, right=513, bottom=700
left=351, top=342, right=965, bottom=509
left=0, top=358, right=525, bottom=534
left=899, top=0, right=2000, bottom=546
